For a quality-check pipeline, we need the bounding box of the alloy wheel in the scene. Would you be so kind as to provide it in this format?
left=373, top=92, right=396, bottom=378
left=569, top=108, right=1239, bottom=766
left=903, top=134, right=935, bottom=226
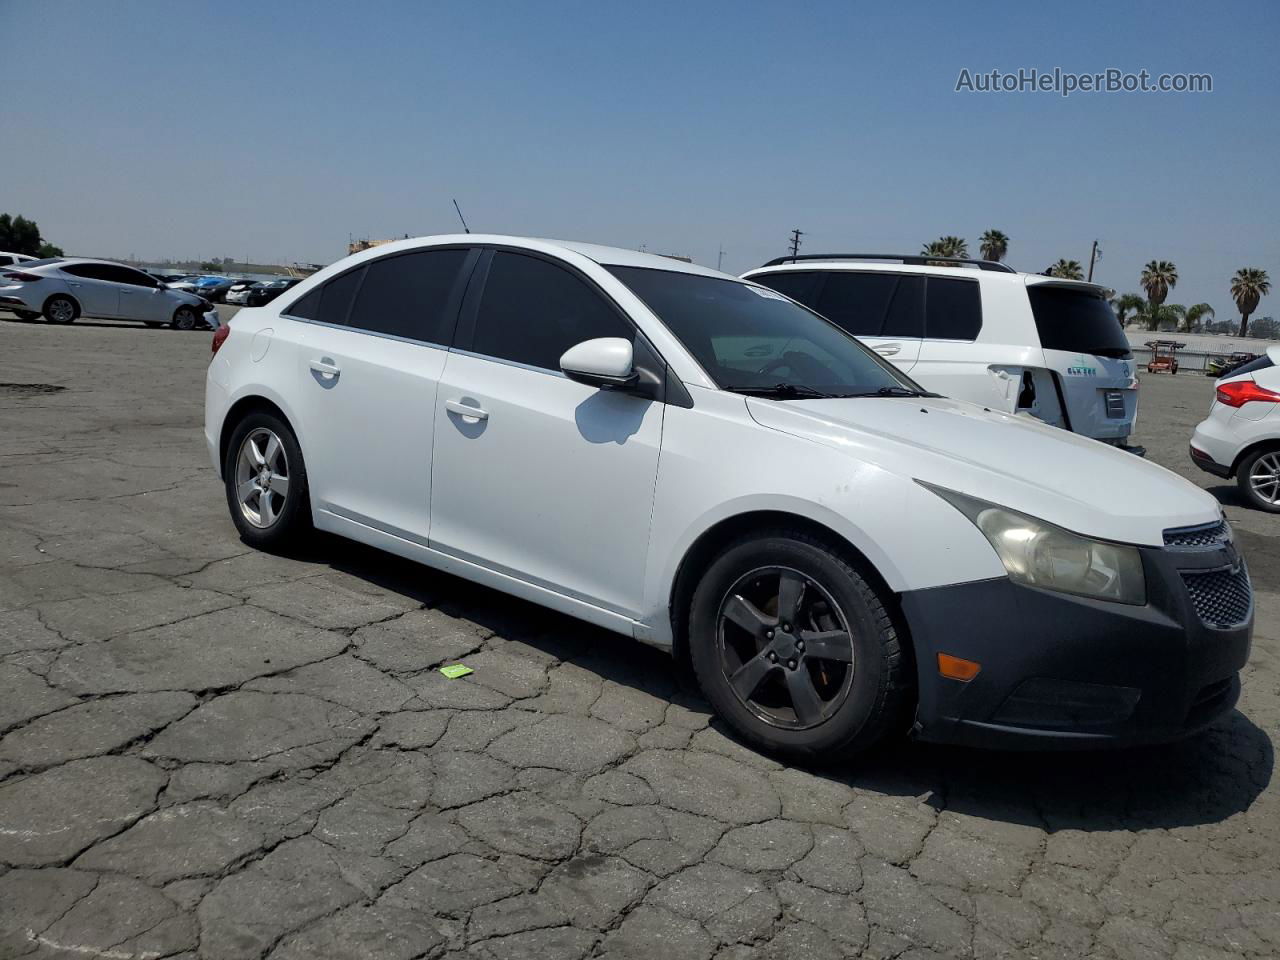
left=234, top=428, right=290, bottom=528
left=717, top=566, right=856, bottom=730
left=1249, top=453, right=1280, bottom=504
left=49, top=299, right=74, bottom=323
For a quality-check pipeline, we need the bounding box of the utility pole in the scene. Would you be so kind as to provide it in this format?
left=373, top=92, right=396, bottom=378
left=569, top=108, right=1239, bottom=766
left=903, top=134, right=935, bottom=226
left=1087, top=240, right=1100, bottom=282
left=789, top=229, right=804, bottom=259
left=717, top=244, right=725, bottom=271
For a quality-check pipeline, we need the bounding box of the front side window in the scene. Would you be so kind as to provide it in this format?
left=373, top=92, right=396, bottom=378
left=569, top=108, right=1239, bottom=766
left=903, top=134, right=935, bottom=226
left=105, top=266, right=157, bottom=287
left=607, top=266, right=924, bottom=398
left=924, top=278, right=982, bottom=340
left=347, top=249, right=468, bottom=344
left=1028, top=286, right=1130, bottom=358
left=471, top=252, right=632, bottom=371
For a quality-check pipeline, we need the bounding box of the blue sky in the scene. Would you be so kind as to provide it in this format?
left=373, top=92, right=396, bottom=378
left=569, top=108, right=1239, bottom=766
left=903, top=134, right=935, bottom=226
left=5, top=0, right=1276, bottom=314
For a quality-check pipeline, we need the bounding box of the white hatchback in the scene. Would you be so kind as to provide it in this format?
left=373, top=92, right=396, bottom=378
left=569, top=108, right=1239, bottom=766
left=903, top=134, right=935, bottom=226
left=1191, top=346, right=1280, bottom=512
left=205, top=235, right=1250, bottom=758
left=742, top=256, right=1141, bottom=451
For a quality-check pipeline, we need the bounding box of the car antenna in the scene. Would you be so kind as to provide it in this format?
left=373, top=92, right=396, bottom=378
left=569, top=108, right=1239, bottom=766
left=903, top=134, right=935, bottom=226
left=452, top=199, right=471, bottom=234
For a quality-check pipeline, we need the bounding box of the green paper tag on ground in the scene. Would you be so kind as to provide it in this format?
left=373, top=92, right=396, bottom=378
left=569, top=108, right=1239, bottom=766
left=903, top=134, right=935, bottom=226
left=439, top=664, right=473, bottom=679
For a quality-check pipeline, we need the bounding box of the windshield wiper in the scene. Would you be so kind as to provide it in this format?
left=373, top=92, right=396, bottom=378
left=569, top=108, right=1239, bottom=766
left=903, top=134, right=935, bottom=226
left=730, top=383, right=831, bottom=400
left=832, top=386, right=940, bottom=399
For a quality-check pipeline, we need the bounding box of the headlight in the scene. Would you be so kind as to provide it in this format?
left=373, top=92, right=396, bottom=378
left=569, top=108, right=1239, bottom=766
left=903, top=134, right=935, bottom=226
left=923, top=485, right=1146, bottom=605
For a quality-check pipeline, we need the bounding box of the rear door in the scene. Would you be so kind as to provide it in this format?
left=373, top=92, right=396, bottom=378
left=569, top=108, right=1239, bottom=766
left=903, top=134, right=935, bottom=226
left=60, top=263, right=120, bottom=317
left=291, top=246, right=476, bottom=541
left=911, top=275, right=986, bottom=398
left=1027, top=282, right=1137, bottom=442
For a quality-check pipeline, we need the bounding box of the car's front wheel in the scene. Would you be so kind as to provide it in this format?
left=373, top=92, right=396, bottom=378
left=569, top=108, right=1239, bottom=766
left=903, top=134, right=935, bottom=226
left=1238, top=446, right=1280, bottom=513
left=223, top=413, right=313, bottom=549
left=43, top=295, right=79, bottom=324
left=688, top=529, right=912, bottom=762
left=171, top=306, right=198, bottom=331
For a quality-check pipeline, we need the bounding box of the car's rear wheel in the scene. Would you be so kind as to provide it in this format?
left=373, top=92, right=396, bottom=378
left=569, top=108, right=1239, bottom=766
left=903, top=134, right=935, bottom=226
left=223, top=413, right=313, bottom=549
left=43, top=295, right=78, bottom=324
left=171, top=307, right=198, bottom=331
left=688, top=528, right=912, bottom=761
left=1238, top=447, right=1280, bottom=513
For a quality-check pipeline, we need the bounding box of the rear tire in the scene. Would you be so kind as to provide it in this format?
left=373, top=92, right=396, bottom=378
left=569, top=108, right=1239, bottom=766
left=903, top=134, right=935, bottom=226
left=223, top=412, right=313, bottom=549
left=688, top=528, right=912, bottom=762
left=171, top=307, right=197, bottom=331
left=43, top=295, right=78, bottom=324
left=1237, top=446, right=1280, bottom=513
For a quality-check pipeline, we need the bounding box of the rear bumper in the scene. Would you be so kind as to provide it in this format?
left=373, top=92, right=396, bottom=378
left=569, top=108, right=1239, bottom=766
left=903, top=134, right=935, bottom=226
left=902, top=542, right=1252, bottom=749
left=1190, top=443, right=1232, bottom=478
left=0, top=289, right=39, bottom=311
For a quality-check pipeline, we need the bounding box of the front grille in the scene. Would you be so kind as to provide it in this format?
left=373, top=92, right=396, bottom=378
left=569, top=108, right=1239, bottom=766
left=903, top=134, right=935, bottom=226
left=1181, top=565, right=1252, bottom=627
left=1164, top=519, right=1230, bottom=548
left=1104, top=390, right=1126, bottom=419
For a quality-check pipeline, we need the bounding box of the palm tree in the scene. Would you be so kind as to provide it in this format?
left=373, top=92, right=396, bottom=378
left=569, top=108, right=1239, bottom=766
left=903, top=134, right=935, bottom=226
left=1146, top=303, right=1186, bottom=332
left=921, top=236, right=969, bottom=260
left=1230, top=268, right=1271, bottom=337
left=1112, top=293, right=1146, bottom=327
left=1046, top=259, right=1084, bottom=280
left=1181, top=303, right=1215, bottom=333
left=978, top=230, right=1009, bottom=263
left=1140, top=260, right=1178, bottom=331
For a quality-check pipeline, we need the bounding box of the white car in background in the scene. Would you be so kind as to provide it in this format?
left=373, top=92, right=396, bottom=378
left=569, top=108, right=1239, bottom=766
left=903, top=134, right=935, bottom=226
left=0, top=252, right=35, bottom=268
left=742, top=255, right=1142, bottom=452
left=1191, top=346, right=1280, bottom=512
left=0, top=257, right=220, bottom=329
left=205, top=234, right=1249, bottom=759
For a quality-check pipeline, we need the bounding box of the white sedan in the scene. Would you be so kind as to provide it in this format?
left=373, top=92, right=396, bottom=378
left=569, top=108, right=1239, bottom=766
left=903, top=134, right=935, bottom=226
left=205, top=235, right=1250, bottom=759
left=1191, top=346, right=1280, bottom=511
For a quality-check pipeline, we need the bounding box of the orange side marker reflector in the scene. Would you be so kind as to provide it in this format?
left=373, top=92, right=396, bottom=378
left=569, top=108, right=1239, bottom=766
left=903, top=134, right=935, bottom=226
left=937, top=653, right=981, bottom=682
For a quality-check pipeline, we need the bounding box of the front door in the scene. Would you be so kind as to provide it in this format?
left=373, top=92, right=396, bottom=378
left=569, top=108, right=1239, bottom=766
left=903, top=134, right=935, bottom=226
left=428, top=250, right=663, bottom=618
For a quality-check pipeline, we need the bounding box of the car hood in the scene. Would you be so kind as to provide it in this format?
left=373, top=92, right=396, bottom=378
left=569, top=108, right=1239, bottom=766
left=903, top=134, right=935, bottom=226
left=746, top=395, right=1220, bottom=546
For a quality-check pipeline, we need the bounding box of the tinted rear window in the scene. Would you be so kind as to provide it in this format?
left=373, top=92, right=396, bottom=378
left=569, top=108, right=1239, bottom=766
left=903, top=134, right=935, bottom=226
left=347, top=249, right=468, bottom=344
left=1229, top=354, right=1275, bottom=377
left=1028, top=286, right=1131, bottom=358
left=925, top=278, right=982, bottom=340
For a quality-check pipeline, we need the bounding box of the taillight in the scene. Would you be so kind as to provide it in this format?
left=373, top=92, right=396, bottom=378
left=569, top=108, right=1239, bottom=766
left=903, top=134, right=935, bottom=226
left=211, top=325, right=230, bottom=357
left=1216, top=379, right=1280, bottom=407
left=2, top=272, right=41, bottom=282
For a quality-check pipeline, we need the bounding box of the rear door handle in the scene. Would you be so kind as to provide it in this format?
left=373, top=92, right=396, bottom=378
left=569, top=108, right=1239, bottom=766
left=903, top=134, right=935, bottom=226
left=445, top=398, right=488, bottom=420
left=874, top=343, right=901, bottom=356
left=309, top=358, right=341, bottom=378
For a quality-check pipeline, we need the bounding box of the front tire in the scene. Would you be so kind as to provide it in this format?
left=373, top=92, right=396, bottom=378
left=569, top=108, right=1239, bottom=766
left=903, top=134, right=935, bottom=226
left=223, top=413, right=313, bottom=549
left=171, top=307, right=198, bottom=331
left=688, top=529, right=912, bottom=762
left=1238, top=447, right=1280, bottom=513
left=43, top=295, right=79, bottom=324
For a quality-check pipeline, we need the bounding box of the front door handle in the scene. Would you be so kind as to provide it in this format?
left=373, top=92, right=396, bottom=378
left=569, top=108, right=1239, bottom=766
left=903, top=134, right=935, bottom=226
left=445, top=398, right=489, bottom=421
left=309, top=358, right=341, bottom=378
left=874, top=343, right=901, bottom=356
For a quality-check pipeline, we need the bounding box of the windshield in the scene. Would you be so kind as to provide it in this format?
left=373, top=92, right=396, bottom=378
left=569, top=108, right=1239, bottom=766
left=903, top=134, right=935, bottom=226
left=1028, top=286, right=1132, bottom=359
left=605, top=266, right=928, bottom=398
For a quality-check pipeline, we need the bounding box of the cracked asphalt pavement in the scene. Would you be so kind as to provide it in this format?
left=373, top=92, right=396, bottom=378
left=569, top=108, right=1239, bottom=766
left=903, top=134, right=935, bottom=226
left=0, top=313, right=1277, bottom=960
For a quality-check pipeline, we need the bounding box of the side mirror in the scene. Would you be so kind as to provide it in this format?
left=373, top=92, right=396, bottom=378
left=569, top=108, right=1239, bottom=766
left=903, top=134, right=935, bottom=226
left=560, top=337, right=638, bottom=390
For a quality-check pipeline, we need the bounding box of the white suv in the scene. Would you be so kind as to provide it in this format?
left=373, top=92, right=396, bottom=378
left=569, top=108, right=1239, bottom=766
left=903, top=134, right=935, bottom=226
left=742, top=255, right=1140, bottom=451
left=206, top=235, right=1248, bottom=759
left=1191, top=346, right=1280, bottom=511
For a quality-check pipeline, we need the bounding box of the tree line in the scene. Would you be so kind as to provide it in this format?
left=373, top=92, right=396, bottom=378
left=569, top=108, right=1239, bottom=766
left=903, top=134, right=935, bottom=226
left=0, top=214, right=63, bottom=259
left=922, top=233, right=1272, bottom=338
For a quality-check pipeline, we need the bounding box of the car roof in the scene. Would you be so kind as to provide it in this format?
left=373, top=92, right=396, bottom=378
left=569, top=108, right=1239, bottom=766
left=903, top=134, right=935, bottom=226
left=341, top=234, right=735, bottom=281
left=745, top=259, right=1108, bottom=294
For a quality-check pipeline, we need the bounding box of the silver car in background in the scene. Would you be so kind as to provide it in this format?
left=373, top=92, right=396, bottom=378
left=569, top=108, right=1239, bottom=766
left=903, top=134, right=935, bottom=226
left=0, top=258, right=220, bottom=329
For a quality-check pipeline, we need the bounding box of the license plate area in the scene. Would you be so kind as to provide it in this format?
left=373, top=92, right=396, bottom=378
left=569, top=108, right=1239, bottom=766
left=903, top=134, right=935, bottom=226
left=1104, top=390, right=1126, bottom=419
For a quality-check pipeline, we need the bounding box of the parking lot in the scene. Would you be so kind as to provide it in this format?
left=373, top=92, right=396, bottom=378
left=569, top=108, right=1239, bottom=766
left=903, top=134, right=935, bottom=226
left=1, top=312, right=1277, bottom=960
